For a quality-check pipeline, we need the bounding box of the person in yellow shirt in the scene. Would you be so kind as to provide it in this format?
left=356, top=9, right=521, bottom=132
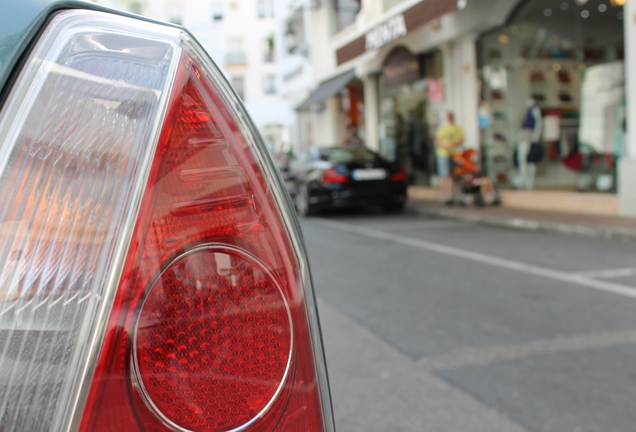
left=435, top=111, right=464, bottom=205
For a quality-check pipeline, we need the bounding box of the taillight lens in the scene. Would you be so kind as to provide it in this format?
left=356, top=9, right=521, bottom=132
left=322, top=168, right=348, bottom=184
left=0, top=9, right=332, bottom=432
left=134, top=246, right=293, bottom=432
left=390, top=166, right=407, bottom=182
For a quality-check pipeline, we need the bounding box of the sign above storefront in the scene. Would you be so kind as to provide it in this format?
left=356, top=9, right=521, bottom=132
left=382, top=46, right=421, bottom=86
left=366, top=15, right=407, bottom=51
left=336, top=0, right=458, bottom=66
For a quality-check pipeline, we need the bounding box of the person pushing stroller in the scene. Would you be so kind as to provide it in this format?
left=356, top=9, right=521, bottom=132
left=452, top=148, right=500, bottom=207
left=436, top=112, right=499, bottom=206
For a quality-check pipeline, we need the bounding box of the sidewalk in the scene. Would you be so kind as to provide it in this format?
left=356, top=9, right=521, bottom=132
left=407, top=186, right=636, bottom=241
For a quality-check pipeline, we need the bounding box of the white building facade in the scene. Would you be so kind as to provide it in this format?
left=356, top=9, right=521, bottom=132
left=291, top=0, right=635, bottom=213
left=100, top=0, right=295, bottom=153
left=276, top=0, right=312, bottom=152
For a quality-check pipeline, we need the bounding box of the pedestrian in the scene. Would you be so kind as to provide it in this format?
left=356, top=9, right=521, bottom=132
left=435, top=111, right=464, bottom=205
left=342, top=123, right=364, bottom=147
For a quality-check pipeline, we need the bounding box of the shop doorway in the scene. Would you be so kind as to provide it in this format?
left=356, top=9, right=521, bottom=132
left=378, top=48, right=444, bottom=185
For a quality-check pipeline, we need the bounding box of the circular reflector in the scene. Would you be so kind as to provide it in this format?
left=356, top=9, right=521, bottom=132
left=134, top=245, right=293, bottom=432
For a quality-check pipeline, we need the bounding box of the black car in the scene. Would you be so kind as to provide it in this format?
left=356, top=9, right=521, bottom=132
left=289, top=146, right=408, bottom=215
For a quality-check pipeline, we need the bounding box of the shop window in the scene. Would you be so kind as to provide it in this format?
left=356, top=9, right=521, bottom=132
left=263, top=75, right=276, bottom=94
left=421, top=51, right=443, bottom=79
left=375, top=48, right=443, bottom=185
left=231, top=76, right=245, bottom=100
left=334, top=0, right=361, bottom=32
left=477, top=0, right=625, bottom=191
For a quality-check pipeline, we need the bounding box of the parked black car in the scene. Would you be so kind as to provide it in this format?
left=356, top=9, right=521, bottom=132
left=289, top=146, right=408, bottom=215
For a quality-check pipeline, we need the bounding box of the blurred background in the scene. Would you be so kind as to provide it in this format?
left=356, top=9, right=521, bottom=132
left=94, top=0, right=630, bottom=201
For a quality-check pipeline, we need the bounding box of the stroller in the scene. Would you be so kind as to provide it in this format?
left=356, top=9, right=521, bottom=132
left=452, top=149, right=501, bottom=206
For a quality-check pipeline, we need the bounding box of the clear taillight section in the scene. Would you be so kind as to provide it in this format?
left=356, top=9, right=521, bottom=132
left=0, top=11, right=181, bottom=432
left=0, top=8, right=332, bottom=432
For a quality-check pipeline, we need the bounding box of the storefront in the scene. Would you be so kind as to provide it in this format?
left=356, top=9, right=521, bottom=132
left=377, top=47, right=444, bottom=185
left=296, top=70, right=365, bottom=147
left=478, top=0, right=625, bottom=192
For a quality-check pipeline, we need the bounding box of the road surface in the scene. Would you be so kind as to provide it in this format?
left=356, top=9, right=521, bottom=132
left=301, top=210, right=636, bottom=432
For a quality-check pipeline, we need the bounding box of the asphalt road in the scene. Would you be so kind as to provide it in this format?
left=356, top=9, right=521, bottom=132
left=300, top=209, right=636, bottom=432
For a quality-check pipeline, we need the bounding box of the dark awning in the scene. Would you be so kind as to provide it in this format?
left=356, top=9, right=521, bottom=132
left=296, top=69, right=356, bottom=111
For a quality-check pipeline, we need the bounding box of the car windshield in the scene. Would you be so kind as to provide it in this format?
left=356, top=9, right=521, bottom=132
left=319, top=148, right=380, bottom=164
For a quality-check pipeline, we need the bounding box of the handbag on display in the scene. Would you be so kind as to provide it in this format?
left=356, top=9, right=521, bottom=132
left=527, top=142, right=545, bottom=163
left=513, top=142, right=545, bottom=167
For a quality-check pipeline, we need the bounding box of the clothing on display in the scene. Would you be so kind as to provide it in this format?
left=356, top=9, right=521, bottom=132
left=579, top=61, right=625, bottom=153
left=477, top=0, right=624, bottom=192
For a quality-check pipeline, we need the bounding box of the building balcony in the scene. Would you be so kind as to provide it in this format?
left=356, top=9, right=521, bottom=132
left=263, top=51, right=275, bottom=63
left=226, top=51, right=247, bottom=66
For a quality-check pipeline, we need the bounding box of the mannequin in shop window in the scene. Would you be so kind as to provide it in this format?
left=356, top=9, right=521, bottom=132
left=516, top=97, right=543, bottom=189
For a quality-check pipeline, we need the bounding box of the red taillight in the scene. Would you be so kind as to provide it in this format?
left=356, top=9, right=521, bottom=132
left=77, top=31, right=326, bottom=432
left=135, top=247, right=293, bottom=432
left=0, top=10, right=331, bottom=432
left=322, top=168, right=349, bottom=184
left=390, top=166, right=407, bottom=182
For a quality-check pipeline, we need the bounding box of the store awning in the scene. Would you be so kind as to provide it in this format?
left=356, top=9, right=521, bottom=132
left=335, top=0, right=459, bottom=66
left=296, top=69, right=356, bottom=111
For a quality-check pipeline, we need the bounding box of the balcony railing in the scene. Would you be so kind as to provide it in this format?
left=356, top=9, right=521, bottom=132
left=226, top=51, right=247, bottom=65
left=263, top=51, right=275, bottom=63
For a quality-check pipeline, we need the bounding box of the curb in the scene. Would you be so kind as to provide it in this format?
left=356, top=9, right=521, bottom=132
left=407, top=201, right=636, bottom=242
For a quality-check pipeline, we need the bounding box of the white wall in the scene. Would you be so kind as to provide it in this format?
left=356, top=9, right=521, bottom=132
left=619, top=0, right=636, bottom=216
left=363, top=74, right=379, bottom=150
left=445, top=34, right=480, bottom=150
